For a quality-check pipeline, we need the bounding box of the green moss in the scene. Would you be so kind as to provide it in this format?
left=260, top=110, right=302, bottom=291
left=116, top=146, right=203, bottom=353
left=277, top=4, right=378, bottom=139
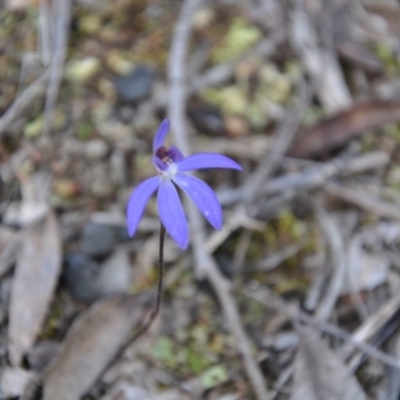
left=77, top=120, right=94, bottom=140
left=39, top=303, right=64, bottom=339
left=78, top=14, right=102, bottom=35
left=152, top=336, right=179, bottom=369
left=246, top=99, right=269, bottom=129
left=383, top=123, right=400, bottom=142
left=150, top=300, right=234, bottom=377
left=274, top=276, right=309, bottom=295
left=277, top=210, right=306, bottom=243
left=24, top=115, right=44, bottom=138
left=200, top=365, right=229, bottom=389
left=258, top=64, right=292, bottom=104
left=374, top=43, right=400, bottom=76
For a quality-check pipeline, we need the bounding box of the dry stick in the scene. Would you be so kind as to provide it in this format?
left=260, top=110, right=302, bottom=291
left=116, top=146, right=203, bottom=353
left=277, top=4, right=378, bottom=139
left=167, top=1, right=271, bottom=398
left=0, top=70, right=49, bottom=137
left=243, top=287, right=400, bottom=370
left=312, top=201, right=369, bottom=322
left=218, top=151, right=389, bottom=207
left=39, top=0, right=53, bottom=66
left=325, top=182, right=400, bottom=222
left=42, top=0, right=72, bottom=136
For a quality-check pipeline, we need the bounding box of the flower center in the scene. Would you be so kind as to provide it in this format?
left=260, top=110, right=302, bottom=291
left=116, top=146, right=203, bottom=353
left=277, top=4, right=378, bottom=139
left=155, top=146, right=174, bottom=165
left=154, top=146, right=178, bottom=178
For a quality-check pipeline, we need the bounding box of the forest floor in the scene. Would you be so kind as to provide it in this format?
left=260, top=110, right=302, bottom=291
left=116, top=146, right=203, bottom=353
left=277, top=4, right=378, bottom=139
left=2, top=0, right=400, bottom=399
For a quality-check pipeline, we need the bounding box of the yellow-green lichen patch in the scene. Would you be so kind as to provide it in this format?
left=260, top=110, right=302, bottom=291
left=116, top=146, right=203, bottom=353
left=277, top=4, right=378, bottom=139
left=211, top=17, right=262, bottom=64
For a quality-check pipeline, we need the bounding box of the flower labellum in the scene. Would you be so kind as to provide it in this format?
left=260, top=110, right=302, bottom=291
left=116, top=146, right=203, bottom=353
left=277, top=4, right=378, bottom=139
left=126, top=119, right=242, bottom=249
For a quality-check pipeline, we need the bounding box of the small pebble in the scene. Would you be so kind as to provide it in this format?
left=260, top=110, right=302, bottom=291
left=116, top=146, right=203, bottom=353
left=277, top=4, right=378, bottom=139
left=64, top=253, right=101, bottom=302
left=114, top=65, right=155, bottom=104
left=189, top=102, right=224, bottom=136
left=80, top=222, right=116, bottom=258
left=64, top=249, right=131, bottom=303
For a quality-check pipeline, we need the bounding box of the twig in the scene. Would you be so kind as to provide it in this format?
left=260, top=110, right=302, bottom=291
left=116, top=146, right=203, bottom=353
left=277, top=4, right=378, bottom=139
left=167, top=1, right=271, bottom=398
left=325, top=182, right=400, bottom=222
left=339, top=292, right=400, bottom=368
left=42, top=0, right=72, bottom=136
left=250, top=242, right=304, bottom=272
left=38, top=0, right=53, bottom=66
left=313, top=202, right=348, bottom=321
left=243, top=286, right=400, bottom=370
left=291, top=0, right=351, bottom=113
left=205, top=206, right=264, bottom=253
left=217, top=151, right=389, bottom=208
left=0, top=70, right=49, bottom=137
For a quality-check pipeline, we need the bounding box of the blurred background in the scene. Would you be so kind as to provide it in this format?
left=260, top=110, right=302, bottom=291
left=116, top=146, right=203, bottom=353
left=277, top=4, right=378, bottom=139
left=2, top=0, right=400, bottom=399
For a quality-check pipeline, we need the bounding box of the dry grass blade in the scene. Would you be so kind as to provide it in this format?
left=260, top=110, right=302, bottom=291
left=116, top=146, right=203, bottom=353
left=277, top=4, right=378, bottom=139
left=291, top=327, right=367, bottom=400
left=8, top=212, right=61, bottom=366
left=314, top=204, right=347, bottom=322
left=340, top=293, right=400, bottom=368
left=42, top=293, right=150, bottom=400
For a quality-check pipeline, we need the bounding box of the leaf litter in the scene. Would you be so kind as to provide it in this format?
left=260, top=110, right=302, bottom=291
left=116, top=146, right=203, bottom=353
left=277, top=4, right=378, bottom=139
left=291, top=327, right=367, bottom=400
left=42, top=293, right=151, bottom=400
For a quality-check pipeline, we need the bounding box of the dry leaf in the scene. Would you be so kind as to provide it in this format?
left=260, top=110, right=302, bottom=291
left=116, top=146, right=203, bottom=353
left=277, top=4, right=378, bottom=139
left=43, top=293, right=150, bottom=400
left=0, top=367, right=34, bottom=398
left=287, top=101, right=400, bottom=158
left=8, top=212, right=61, bottom=366
left=291, top=327, right=367, bottom=400
left=343, top=224, right=398, bottom=295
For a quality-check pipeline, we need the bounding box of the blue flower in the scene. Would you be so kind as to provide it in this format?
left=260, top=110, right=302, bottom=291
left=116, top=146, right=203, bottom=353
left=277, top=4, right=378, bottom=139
left=126, top=119, right=242, bottom=249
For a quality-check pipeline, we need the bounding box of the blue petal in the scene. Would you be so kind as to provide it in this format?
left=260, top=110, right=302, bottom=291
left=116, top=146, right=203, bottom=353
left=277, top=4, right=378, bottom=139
left=153, top=119, right=170, bottom=153
left=173, top=174, right=222, bottom=230
left=157, top=179, right=189, bottom=249
left=176, top=153, right=243, bottom=172
left=126, top=176, right=160, bottom=237
left=168, top=146, right=184, bottom=162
